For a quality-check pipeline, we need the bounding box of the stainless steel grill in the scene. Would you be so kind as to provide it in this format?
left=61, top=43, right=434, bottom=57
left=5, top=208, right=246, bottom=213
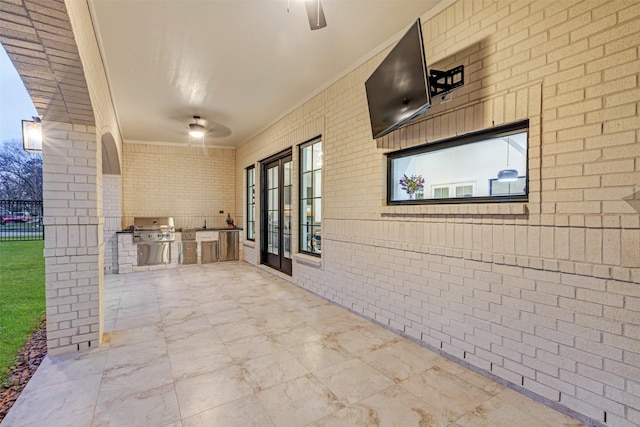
left=133, top=217, right=175, bottom=243
left=133, top=217, right=175, bottom=266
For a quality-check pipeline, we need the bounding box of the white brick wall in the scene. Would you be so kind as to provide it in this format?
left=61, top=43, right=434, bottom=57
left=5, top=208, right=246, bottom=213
left=43, top=122, right=102, bottom=355
left=24, top=0, right=638, bottom=423
left=235, top=1, right=640, bottom=425
left=103, top=175, right=121, bottom=274
left=37, top=0, right=123, bottom=355
left=121, top=143, right=236, bottom=230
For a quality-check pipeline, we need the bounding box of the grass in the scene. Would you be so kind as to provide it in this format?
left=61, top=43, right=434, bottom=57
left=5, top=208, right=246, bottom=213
left=0, top=240, right=45, bottom=385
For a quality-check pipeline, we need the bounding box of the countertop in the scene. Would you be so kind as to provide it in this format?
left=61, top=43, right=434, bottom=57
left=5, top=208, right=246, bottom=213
left=177, top=228, right=243, bottom=232
left=116, top=228, right=242, bottom=234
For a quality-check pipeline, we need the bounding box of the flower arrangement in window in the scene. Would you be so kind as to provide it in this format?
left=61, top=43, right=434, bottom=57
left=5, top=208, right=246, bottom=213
left=399, top=174, right=425, bottom=199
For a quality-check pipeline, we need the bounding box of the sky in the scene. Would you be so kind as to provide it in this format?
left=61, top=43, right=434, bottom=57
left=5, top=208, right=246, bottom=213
left=0, top=44, right=38, bottom=143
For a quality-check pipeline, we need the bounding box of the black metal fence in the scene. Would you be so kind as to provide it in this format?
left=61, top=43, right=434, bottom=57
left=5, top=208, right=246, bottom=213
left=0, top=200, right=44, bottom=242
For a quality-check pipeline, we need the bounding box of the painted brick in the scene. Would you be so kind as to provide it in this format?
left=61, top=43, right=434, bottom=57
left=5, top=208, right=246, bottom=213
left=24, top=0, right=640, bottom=423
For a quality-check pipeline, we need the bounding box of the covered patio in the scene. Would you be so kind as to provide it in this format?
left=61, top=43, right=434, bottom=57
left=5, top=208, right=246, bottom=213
left=2, top=262, right=584, bottom=426
left=1, top=0, right=639, bottom=425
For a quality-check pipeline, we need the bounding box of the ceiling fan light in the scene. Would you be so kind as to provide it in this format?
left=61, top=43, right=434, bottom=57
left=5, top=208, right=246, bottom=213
left=497, top=169, right=519, bottom=181
left=189, top=123, right=205, bottom=138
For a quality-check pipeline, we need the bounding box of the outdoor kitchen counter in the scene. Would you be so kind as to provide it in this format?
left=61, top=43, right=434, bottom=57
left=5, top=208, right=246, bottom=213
left=176, top=228, right=243, bottom=232
left=115, top=229, right=243, bottom=273
left=115, top=228, right=243, bottom=233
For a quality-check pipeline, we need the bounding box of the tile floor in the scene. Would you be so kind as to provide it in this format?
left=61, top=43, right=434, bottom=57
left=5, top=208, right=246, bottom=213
left=2, top=262, right=586, bottom=427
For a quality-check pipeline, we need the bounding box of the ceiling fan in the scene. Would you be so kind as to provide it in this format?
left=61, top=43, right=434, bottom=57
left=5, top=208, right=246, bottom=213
left=182, top=115, right=232, bottom=147
left=289, top=0, right=327, bottom=30
left=305, top=0, right=327, bottom=30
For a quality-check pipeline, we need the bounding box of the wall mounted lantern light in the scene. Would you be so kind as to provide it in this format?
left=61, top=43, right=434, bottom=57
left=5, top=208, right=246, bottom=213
left=22, top=116, right=42, bottom=152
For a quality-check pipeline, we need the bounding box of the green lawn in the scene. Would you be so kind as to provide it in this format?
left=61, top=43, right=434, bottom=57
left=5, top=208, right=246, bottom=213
left=0, top=240, right=45, bottom=385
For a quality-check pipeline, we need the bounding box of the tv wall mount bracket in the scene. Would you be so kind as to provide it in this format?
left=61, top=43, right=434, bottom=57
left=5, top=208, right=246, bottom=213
left=429, top=65, right=464, bottom=97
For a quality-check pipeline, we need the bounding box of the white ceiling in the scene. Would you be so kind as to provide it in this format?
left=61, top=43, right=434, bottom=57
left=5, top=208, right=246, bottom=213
left=89, top=0, right=445, bottom=148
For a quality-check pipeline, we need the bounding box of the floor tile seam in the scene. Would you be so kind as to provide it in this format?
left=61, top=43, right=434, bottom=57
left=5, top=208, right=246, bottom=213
left=103, top=336, right=169, bottom=359
left=263, top=330, right=324, bottom=349
left=241, top=372, right=311, bottom=396
left=166, top=357, right=186, bottom=425
left=14, top=365, right=104, bottom=400
left=166, top=344, right=235, bottom=373
left=98, top=362, right=175, bottom=400
left=251, top=391, right=278, bottom=427
left=113, top=308, right=163, bottom=323
left=33, top=370, right=106, bottom=427
left=312, top=369, right=394, bottom=408
left=443, top=393, right=532, bottom=427
left=114, top=303, right=162, bottom=314
left=301, top=384, right=407, bottom=425
left=10, top=405, right=97, bottom=427
left=172, top=359, right=246, bottom=387
left=491, top=388, right=585, bottom=426
left=394, top=370, right=497, bottom=419
left=101, top=352, right=172, bottom=393
left=106, top=334, right=166, bottom=350
left=176, top=393, right=261, bottom=425
left=252, top=373, right=343, bottom=427
left=218, top=328, right=275, bottom=347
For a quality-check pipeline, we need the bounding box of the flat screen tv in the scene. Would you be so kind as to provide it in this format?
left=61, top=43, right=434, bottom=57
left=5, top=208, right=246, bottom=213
left=365, top=18, right=431, bottom=139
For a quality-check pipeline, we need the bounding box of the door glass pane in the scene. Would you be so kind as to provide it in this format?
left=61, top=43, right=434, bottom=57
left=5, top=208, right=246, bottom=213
left=246, top=167, right=255, bottom=240
left=267, top=165, right=279, bottom=256
left=301, top=172, right=311, bottom=199
left=313, top=142, right=323, bottom=169
left=313, top=170, right=322, bottom=198
left=268, top=211, right=275, bottom=232
left=284, top=212, right=291, bottom=236
left=283, top=160, right=292, bottom=259
left=301, top=226, right=310, bottom=251
left=313, top=198, right=322, bottom=224
left=267, top=189, right=274, bottom=210
left=302, top=146, right=312, bottom=172
left=269, top=166, right=279, bottom=188
left=268, top=231, right=278, bottom=254
left=305, top=224, right=320, bottom=254
left=283, top=234, right=291, bottom=258
left=284, top=161, right=292, bottom=186
left=303, top=199, right=313, bottom=226
left=284, top=183, right=291, bottom=205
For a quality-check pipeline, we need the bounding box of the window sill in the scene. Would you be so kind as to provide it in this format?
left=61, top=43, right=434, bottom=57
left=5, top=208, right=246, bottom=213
left=243, top=240, right=256, bottom=248
left=381, top=202, right=528, bottom=216
left=294, top=253, right=322, bottom=268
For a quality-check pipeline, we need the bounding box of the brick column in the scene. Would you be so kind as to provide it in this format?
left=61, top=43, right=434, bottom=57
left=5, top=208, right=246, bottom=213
left=42, top=121, right=104, bottom=355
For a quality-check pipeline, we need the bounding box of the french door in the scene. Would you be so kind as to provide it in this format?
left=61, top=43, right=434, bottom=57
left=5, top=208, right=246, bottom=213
left=261, top=151, right=292, bottom=275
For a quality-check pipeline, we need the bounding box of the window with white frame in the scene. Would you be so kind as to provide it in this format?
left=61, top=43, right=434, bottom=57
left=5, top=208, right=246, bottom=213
left=387, top=121, right=528, bottom=204
left=299, top=138, right=322, bottom=256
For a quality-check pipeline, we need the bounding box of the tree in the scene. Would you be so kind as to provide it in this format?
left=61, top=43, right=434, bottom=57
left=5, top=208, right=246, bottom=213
left=0, top=139, right=42, bottom=201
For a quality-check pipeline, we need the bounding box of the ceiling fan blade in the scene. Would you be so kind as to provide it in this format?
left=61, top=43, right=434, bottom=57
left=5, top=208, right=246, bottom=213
left=305, top=0, right=327, bottom=30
